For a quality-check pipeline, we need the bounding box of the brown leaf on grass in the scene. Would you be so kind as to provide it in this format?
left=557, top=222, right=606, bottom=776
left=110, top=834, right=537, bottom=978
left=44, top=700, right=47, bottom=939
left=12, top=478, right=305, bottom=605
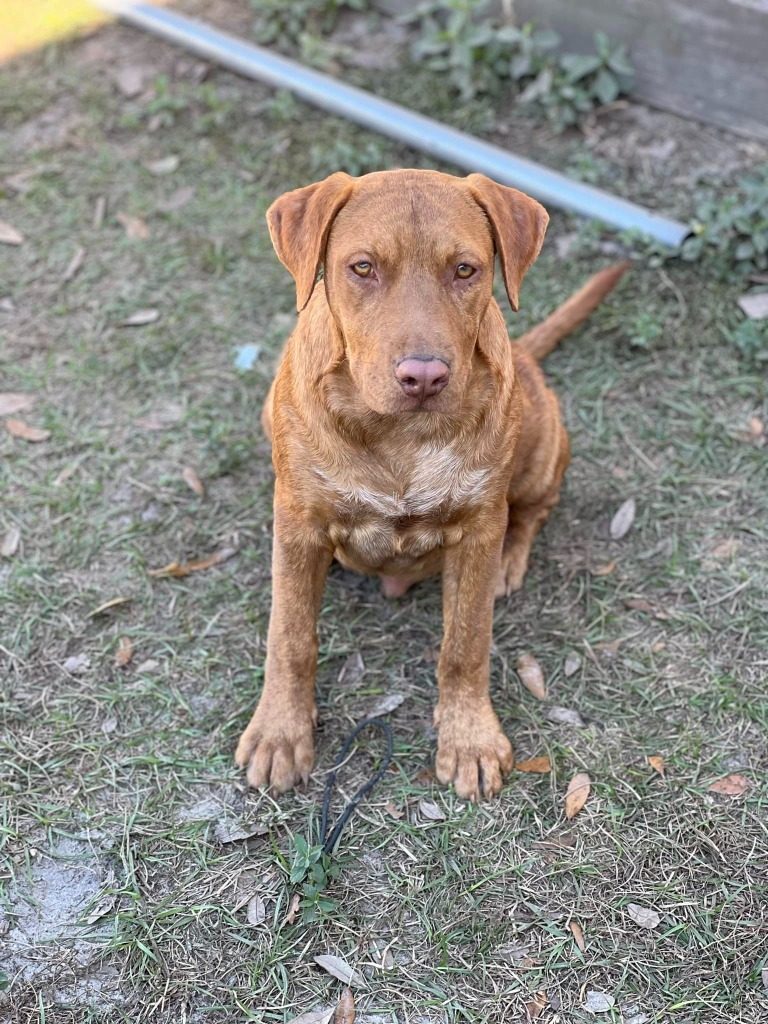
left=145, top=155, right=180, bottom=176
left=148, top=547, right=236, bottom=578
left=565, top=773, right=591, bottom=819
left=116, top=211, right=150, bottom=240
left=158, top=186, right=195, bottom=213
left=314, top=954, right=364, bottom=988
left=517, top=652, right=546, bottom=700
left=515, top=756, right=552, bottom=774
left=337, top=651, right=365, bottom=686
left=418, top=799, right=446, bottom=821
left=625, top=598, right=671, bottom=620
left=182, top=466, right=205, bottom=497
left=568, top=920, right=586, bottom=952
left=118, top=308, right=160, bottom=328
left=334, top=988, right=355, bottom=1024
left=747, top=416, right=764, bottom=443
left=708, top=774, right=750, bottom=797
left=285, top=892, right=301, bottom=926
left=648, top=755, right=665, bottom=776
left=610, top=497, right=636, bottom=540
left=737, top=291, right=768, bottom=320
left=627, top=903, right=660, bottom=929
left=590, top=559, right=617, bottom=577
left=595, top=637, right=623, bottom=655
left=214, top=819, right=268, bottom=845
left=0, top=220, right=24, bottom=245
left=1, top=527, right=21, bottom=558
left=62, top=246, right=85, bottom=283
left=6, top=418, right=50, bottom=442
left=0, top=393, right=34, bottom=416
left=710, top=537, right=742, bottom=560
left=246, top=894, right=266, bottom=927
left=384, top=802, right=404, bottom=819
left=526, top=991, right=547, bottom=1020
left=563, top=652, right=581, bottom=678
left=367, top=693, right=405, bottom=718
left=286, top=1010, right=333, bottom=1024
left=115, top=636, right=133, bottom=667
left=89, top=596, right=132, bottom=617
left=547, top=706, right=585, bottom=727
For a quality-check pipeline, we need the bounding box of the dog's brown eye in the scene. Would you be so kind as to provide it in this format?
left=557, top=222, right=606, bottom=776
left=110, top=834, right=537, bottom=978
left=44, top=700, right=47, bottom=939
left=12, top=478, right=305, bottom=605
left=456, top=264, right=475, bottom=279
left=352, top=261, right=373, bottom=277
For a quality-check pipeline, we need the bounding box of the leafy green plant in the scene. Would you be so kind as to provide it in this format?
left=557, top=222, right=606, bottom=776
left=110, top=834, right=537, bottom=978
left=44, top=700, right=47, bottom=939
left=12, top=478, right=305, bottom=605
left=252, top=0, right=369, bottom=49
left=310, top=135, right=386, bottom=177
left=728, top=318, right=768, bottom=367
left=682, top=171, right=768, bottom=274
left=289, top=834, right=342, bottom=924
left=403, top=1, right=633, bottom=129
left=628, top=310, right=664, bottom=350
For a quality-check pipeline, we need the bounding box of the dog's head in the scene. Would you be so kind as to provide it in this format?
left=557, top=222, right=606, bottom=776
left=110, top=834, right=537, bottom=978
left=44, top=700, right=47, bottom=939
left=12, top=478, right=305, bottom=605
left=267, top=169, right=548, bottom=415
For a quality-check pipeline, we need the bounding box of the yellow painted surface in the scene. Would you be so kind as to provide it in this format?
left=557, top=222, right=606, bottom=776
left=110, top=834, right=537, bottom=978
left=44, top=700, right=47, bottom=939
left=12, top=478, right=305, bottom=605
left=0, top=0, right=109, bottom=60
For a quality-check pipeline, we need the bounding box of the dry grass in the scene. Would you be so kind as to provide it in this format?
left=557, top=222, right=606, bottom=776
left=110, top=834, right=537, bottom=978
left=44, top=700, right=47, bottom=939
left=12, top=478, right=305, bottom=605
left=1, top=7, right=767, bottom=1023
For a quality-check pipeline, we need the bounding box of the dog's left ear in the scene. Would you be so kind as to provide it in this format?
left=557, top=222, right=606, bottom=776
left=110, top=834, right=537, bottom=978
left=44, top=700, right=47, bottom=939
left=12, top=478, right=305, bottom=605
left=266, top=172, right=354, bottom=312
left=466, top=174, right=549, bottom=312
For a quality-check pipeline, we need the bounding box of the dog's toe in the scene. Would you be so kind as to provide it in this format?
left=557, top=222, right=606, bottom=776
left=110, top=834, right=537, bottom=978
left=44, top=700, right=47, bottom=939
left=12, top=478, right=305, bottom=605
left=236, top=704, right=315, bottom=794
left=433, top=702, right=513, bottom=801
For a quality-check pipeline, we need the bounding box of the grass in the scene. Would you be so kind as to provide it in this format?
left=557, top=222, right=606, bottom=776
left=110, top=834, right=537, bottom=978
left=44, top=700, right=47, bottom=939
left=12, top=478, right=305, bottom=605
left=1, top=7, right=767, bottom=1023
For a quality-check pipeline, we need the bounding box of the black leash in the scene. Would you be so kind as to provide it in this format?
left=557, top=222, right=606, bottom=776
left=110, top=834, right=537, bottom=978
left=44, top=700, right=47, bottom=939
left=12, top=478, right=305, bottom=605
left=319, top=717, right=393, bottom=854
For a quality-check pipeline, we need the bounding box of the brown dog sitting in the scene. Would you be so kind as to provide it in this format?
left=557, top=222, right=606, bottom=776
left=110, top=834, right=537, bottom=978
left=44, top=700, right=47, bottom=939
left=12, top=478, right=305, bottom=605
left=236, top=169, right=628, bottom=801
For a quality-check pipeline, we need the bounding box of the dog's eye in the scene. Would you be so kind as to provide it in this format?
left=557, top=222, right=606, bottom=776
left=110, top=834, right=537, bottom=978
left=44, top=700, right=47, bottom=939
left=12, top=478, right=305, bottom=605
left=352, top=261, right=373, bottom=277
left=456, top=264, right=475, bottom=279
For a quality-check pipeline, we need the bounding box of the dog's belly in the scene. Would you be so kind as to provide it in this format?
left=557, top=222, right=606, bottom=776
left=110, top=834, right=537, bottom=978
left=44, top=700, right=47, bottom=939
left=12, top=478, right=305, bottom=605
left=329, top=516, right=463, bottom=577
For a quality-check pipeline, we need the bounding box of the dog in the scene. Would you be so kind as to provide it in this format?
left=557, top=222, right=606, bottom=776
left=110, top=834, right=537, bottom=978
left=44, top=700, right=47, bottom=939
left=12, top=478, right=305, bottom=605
left=235, top=169, right=628, bottom=801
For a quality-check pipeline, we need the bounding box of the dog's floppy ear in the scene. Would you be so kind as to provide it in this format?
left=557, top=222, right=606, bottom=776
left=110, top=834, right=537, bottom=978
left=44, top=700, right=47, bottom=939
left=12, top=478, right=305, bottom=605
left=466, top=174, right=549, bottom=312
left=266, top=172, right=354, bottom=312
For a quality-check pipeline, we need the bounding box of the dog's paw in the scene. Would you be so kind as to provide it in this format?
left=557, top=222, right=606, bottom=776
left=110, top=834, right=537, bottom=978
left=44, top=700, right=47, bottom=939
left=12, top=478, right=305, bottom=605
left=493, top=552, right=527, bottom=599
left=433, top=702, right=513, bottom=801
left=235, top=702, right=316, bottom=794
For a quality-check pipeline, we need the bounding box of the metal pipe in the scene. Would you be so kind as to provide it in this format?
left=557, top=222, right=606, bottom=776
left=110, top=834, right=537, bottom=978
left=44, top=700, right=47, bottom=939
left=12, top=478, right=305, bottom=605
left=99, top=0, right=689, bottom=247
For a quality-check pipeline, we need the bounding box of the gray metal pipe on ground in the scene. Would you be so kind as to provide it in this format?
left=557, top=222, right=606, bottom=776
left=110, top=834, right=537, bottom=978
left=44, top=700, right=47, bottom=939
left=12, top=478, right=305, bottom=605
left=99, top=1, right=689, bottom=247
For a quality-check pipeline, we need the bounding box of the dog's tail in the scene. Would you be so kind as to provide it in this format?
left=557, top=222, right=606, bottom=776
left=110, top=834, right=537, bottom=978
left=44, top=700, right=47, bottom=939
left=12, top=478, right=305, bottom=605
left=515, top=260, right=631, bottom=361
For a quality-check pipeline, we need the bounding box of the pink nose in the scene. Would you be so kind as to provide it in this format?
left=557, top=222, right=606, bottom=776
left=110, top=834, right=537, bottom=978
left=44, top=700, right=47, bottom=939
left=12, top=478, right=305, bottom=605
left=395, top=356, right=450, bottom=400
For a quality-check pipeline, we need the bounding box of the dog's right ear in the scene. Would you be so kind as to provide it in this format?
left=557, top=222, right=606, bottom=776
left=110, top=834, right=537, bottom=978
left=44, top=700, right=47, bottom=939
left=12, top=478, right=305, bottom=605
left=266, top=172, right=354, bottom=312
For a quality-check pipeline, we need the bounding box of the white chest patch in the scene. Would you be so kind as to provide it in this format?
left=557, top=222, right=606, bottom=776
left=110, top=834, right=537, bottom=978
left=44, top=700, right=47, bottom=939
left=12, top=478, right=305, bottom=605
left=317, top=443, right=491, bottom=519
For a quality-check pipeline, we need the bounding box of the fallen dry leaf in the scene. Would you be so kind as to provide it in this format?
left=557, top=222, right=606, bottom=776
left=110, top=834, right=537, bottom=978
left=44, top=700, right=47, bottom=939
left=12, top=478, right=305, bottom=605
left=181, top=466, right=205, bottom=498
left=610, top=497, right=636, bottom=540
left=648, top=755, right=665, bottom=776
left=595, top=637, right=624, bottom=655
left=285, top=892, right=301, bottom=925
left=102, top=716, right=118, bottom=734
left=1, top=527, right=21, bottom=558
left=547, top=706, right=585, bottom=728
left=148, top=548, right=236, bottom=578
left=134, top=401, right=183, bottom=431
left=313, top=954, right=364, bottom=988
left=708, top=774, right=750, bottom=797
left=84, top=892, right=117, bottom=925
left=737, top=291, right=768, bottom=320
left=367, top=693, right=405, bottom=718
left=384, top=802, right=404, bottom=819
left=563, top=652, right=581, bottom=678
left=286, top=1010, right=333, bottom=1024
left=710, top=538, right=742, bottom=561
left=246, top=894, right=266, bottom=927
left=0, top=220, right=23, bottom=245
left=64, top=653, right=90, bottom=675
left=115, top=636, right=133, bottom=667
left=565, top=772, right=591, bottom=819
left=214, top=819, right=268, bottom=845
left=0, top=393, right=34, bottom=416
left=114, top=64, right=146, bottom=97
left=625, top=598, right=670, bottom=620
left=158, top=186, right=195, bottom=212
left=526, top=991, right=547, bottom=1020
left=762, top=966, right=768, bottom=990
left=89, top=596, right=132, bottom=617
left=583, top=990, right=615, bottom=1013
left=116, top=211, right=150, bottom=240
left=517, top=652, right=546, bottom=700
left=334, top=988, right=355, bottom=1024
left=145, top=155, right=179, bottom=176
left=118, top=308, right=160, bottom=328
left=568, top=920, right=586, bottom=952
left=62, top=246, right=85, bottom=283
left=747, top=416, right=764, bottom=442
left=418, top=799, right=446, bottom=821
left=627, top=903, right=660, bottom=929
left=338, top=651, right=365, bottom=686
left=135, top=658, right=160, bottom=674
left=515, top=756, right=552, bottom=774
left=6, top=418, right=50, bottom=442
left=590, top=559, right=616, bottom=577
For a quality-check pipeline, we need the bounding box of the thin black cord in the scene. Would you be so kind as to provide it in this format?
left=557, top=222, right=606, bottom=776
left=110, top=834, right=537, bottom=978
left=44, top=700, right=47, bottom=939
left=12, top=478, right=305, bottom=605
left=319, top=717, right=393, bottom=855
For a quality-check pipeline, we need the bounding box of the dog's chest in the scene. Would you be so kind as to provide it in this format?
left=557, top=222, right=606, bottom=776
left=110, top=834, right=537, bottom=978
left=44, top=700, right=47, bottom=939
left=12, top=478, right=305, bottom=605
left=316, top=443, right=491, bottom=569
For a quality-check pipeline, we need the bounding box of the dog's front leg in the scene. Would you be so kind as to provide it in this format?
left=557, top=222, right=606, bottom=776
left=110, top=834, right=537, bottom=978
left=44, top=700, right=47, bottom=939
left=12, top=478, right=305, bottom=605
left=434, top=502, right=514, bottom=801
left=236, top=500, right=332, bottom=793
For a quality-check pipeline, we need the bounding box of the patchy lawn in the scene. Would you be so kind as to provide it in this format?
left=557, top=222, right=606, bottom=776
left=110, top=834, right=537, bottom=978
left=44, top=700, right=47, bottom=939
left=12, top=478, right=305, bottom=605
left=1, top=6, right=767, bottom=1023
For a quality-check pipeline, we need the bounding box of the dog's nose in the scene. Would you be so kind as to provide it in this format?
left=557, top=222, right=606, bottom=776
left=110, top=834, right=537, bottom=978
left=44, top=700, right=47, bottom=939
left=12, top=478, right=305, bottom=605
left=395, top=357, right=450, bottom=400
